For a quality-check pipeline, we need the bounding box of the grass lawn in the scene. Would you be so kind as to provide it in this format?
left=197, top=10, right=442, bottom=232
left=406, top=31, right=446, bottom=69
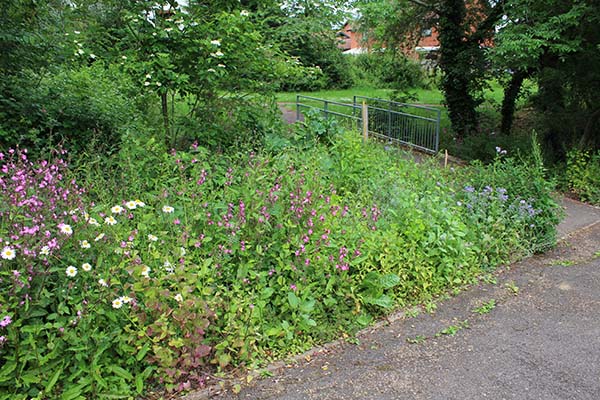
left=276, top=80, right=510, bottom=106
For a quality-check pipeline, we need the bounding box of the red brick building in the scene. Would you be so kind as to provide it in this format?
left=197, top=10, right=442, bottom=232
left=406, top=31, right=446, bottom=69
left=336, top=22, right=440, bottom=58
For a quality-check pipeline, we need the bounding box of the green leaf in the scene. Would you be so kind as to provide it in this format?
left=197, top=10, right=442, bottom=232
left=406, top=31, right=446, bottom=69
left=287, top=292, right=300, bottom=309
left=260, top=287, right=275, bottom=299
left=60, top=385, right=84, bottom=400
left=0, top=361, right=17, bottom=382
left=136, top=344, right=150, bottom=361
left=110, top=366, right=133, bottom=381
left=356, top=314, right=372, bottom=326
left=45, top=365, right=63, bottom=393
left=379, top=273, right=400, bottom=289
left=265, top=327, right=283, bottom=337
left=135, top=374, right=144, bottom=394
left=364, top=294, right=394, bottom=309
left=299, top=298, right=315, bottom=313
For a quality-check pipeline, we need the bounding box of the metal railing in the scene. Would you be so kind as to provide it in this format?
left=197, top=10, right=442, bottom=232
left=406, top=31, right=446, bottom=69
left=295, top=95, right=441, bottom=154
left=296, top=95, right=363, bottom=131
left=354, top=96, right=440, bottom=154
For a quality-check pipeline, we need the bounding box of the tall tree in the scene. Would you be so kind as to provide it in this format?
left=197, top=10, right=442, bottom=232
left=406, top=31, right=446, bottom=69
left=359, top=0, right=504, bottom=139
left=493, top=0, right=600, bottom=151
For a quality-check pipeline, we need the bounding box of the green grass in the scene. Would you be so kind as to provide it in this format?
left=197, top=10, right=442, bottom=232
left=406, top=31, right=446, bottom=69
left=276, top=86, right=446, bottom=105
left=277, top=80, right=513, bottom=106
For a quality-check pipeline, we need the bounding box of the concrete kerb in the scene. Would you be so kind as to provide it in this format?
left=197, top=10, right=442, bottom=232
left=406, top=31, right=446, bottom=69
left=179, top=197, right=600, bottom=400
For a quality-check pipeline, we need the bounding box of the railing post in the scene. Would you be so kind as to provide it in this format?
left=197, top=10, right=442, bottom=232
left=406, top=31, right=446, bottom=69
left=324, top=100, right=329, bottom=120
left=435, top=109, right=441, bottom=153
left=296, top=95, right=300, bottom=122
left=362, top=101, right=369, bottom=142
left=388, top=102, right=392, bottom=137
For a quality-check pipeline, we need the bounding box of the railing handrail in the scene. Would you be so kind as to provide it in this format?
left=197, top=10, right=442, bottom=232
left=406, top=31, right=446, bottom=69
left=363, top=104, right=438, bottom=123
left=353, top=95, right=440, bottom=113
left=297, top=95, right=363, bottom=110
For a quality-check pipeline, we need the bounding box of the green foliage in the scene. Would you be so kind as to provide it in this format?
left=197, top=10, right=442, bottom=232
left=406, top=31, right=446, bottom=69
left=275, top=59, right=328, bottom=92
left=0, top=63, right=148, bottom=156
left=564, top=149, right=600, bottom=205
left=1, top=114, right=561, bottom=397
left=442, top=129, right=533, bottom=163
left=461, top=136, right=561, bottom=253
left=493, top=0, right=600, bottom=156
left=347, top=51, right=426, bottom=90
left=295, top=110, right=345, bottom=147
left=272, top=18, right=352, bottom=90
left=472, top=299, right=496, bottom=314
left=0, top=149, right=215, bottom=398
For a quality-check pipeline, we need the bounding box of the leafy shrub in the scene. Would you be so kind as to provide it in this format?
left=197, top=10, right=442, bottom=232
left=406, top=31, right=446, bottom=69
left=0, top=64, right=148, bottom=157
left=348, top=51, right=426, bottom=90
left=178, top=97, right=283, bottom=152
left=275, top=59, right=328, bottom=92
left=564, top=149, right=600, bottom=205
left=460, top=138, right=561, bottom=252
left=273, top=18, right=352, bottom=90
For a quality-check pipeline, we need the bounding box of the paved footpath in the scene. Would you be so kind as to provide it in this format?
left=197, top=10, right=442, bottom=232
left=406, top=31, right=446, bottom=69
left=189, top=197, right=600, bottom=400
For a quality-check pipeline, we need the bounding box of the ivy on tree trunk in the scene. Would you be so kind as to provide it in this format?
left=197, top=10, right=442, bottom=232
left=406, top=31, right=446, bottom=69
left=500, top=69, right=530, bottom=135
left=437, top=0, right=480, bottom=139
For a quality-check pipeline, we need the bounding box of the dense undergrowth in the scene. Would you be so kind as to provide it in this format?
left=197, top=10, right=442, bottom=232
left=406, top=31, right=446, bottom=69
left=0, top=128, right=560, bottom=398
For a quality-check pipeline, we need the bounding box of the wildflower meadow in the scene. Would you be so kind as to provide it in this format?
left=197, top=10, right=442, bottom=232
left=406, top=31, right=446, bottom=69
left=0, top=131, right=560, bottom=398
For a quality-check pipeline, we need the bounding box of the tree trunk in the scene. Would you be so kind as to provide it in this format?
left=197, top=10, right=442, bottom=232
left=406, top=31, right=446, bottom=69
left=500, top=69, right=530, bottom=135
left=161, top=91, right=170, bottom=147
left=437, top=0, right=480, bottom=140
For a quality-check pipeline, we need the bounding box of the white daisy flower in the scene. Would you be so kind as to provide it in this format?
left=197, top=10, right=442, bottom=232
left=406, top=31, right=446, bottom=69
left=66, top=266, right=78, bottom=277
left=98, top=278, right=108, bottom=287
left=174, top=293, right=183, bottom=302
left=39, top=246, right=50, bottom=256
left=104, top=216, right=117, bottom=226
left=112, top=298, right=123, bottom=309
left=58, top=223, right=73, bottom=235
left=1, top=247, right=16, bottom=260
left=82, top=263, right=92, bottom=272
left=125, top=200, right=137, bottom=210
left=162, top=205, right=174, bottom=213
left=141, top=265, right=151, bottom=277
left=147, top=234, right=158, bottom=242
left=134, top=199, right=146, bottom=207
left=120, top=296, right=133, bottom=304
left=88, top=218, right=100, bottom=226
left=80, top=240, right=91, bottom=249
left=111, top=205, right=124, bottom=214
left=94, top=233, right=105, bottom=242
